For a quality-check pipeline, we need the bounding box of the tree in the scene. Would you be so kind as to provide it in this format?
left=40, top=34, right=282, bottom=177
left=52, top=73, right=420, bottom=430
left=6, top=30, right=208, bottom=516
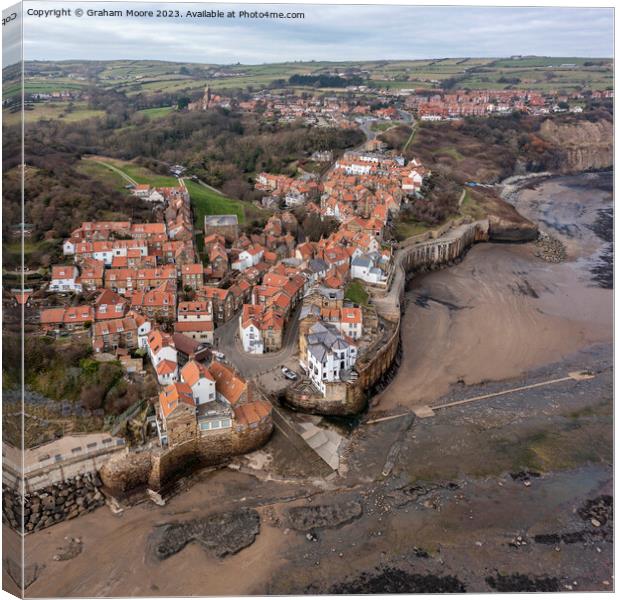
left=302, top=213, right=339, bottom=242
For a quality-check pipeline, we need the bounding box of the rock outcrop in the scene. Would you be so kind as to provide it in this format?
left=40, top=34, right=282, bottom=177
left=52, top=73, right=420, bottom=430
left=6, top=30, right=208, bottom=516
left=539, top=119, right=613, bottom=173
left=148, top=508, right=261, bottom=560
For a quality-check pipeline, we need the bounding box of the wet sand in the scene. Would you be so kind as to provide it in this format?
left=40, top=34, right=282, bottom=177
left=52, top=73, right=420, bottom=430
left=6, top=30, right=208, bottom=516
left=12, top=172, right=614, bottom=596
left=377, top=173, right=613, bottom=411
left=17, top=342, right=613, bottom=595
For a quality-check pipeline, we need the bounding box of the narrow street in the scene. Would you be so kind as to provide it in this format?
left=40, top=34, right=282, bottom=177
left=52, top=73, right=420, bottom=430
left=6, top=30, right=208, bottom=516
left=213, top=305, right=302, bottom=378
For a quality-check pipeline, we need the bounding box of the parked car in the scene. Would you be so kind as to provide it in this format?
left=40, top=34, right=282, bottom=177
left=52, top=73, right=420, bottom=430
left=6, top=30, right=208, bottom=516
left=281, top=367, right=298, bottom=381
left=212, top=350, right=226, bottom=361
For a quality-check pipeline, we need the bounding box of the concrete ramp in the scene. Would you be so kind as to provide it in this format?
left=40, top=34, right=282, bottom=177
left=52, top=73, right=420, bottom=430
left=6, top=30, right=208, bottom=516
left=269, top=402, right=337, bottom=477
left=297, top=423, right=342, bottom=471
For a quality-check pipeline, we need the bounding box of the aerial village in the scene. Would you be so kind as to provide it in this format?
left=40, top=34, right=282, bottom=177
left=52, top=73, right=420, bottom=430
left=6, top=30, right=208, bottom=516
left=189, top=84, right=607, bottom=128
left=28, top=72, right=613, bottom=473
left=35, top=97, right=429, bottom=464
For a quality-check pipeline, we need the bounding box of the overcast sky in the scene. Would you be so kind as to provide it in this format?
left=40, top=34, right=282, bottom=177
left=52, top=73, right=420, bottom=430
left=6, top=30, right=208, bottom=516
left=14, top=3, right=615, bottom=65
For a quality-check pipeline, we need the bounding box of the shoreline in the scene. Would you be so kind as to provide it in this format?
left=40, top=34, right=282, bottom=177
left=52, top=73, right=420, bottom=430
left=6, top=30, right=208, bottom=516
left=16, top=339, right=613, bottom=595
left=374, top=169, right=613, bottom=412
left=11, top=170, right=614, bottom=595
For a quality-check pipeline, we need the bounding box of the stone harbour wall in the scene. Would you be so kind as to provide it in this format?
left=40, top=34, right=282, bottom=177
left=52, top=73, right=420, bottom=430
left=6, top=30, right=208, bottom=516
left=285, top=321, right=401, bottom=417
left=285, top=380, right=351, bottom=416
left=345, top=321, right=401, bottom=410
left=2, top=472, right=105, bottom=534
left=399, top=221, right=488, bottom=285
left=100, top=420, right=273, bottom=498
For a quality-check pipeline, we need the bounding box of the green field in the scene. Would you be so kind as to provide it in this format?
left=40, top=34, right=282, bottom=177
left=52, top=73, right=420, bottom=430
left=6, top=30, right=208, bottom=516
left=3, top=79, right=89, bottom=96
left=76, top=159, right=133, bottom=193
left=184, top=180, right=248, bottom=254
left=12, top=57, right=614, bottom=99
left=371, top=120, right=404, bottom=132
left=125, top=167, right=178, bottom=187
left=490, top=57, right=608, bottom=68
left=137, top=106, right=176, bottom=119
left=117, top=162, right=178, bottom=187
left=185, top=180, right=246, bottom=221
left=3, top=102, right=105, bottom=127
left=81, top=156, right=178, bottom=188
left=394, top=220, right=431, bottom=240
left=459, top=189, right=486, bottom=221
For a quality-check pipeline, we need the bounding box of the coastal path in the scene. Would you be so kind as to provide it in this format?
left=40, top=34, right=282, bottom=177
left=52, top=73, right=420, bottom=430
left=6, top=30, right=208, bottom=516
left=92, top=159, right=139, bottom=187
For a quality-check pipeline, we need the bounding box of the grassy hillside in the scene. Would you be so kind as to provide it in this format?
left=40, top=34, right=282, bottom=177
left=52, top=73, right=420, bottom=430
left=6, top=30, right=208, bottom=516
left=84, top=156, right=179, bottom=187
left=4, top=102, right=105, bottom=127
left=137, top=106, right=176, bottom=119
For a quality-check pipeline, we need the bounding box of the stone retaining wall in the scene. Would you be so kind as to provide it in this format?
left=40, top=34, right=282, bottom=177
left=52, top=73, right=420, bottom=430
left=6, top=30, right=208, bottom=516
left=100, top=420, right=273, bottom=498
left=2, top=472, right=105, bottom=534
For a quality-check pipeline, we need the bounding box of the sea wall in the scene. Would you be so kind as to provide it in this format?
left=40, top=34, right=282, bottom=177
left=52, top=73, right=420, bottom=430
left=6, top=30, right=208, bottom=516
left=375, top=220, right=490, bottom=322
left=100, top=420, right=273, bottom=498
left=399, top=220, right=488, bottom=281
left=2, top=472, right=105, bottom=534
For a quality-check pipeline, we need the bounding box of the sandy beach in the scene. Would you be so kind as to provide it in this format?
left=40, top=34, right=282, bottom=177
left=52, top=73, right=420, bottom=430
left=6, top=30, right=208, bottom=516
left=377, top=172, right=613, bottom=411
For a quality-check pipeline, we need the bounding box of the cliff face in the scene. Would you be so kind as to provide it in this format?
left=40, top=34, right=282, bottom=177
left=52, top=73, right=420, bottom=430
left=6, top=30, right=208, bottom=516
left=475, top=188, right=539, bottom=242
left=539, top=119, right=613, bottom=173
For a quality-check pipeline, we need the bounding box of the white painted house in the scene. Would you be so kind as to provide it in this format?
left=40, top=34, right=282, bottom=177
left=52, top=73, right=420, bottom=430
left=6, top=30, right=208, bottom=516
left=92, top=242, right=147, bottom=266
left=304, top=322, right=358, bottom=396
left=180, top=360, right=217, bottom=405
left=232, top=246, right=264, bottom=272
left=126, top=310, right=152, bottom=349
left=147, top=330, right=178, bottom=367
left=239, top=305, right=265, bottom=354
left=335, top=161, right=372, bottom=176
left=155, top=360, right=178, bottom=386
left=49, top=266, right=82, bottom=293
left=350, top=252, right=390, bottom=285
left=63, top=238, right=78, bottom=256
